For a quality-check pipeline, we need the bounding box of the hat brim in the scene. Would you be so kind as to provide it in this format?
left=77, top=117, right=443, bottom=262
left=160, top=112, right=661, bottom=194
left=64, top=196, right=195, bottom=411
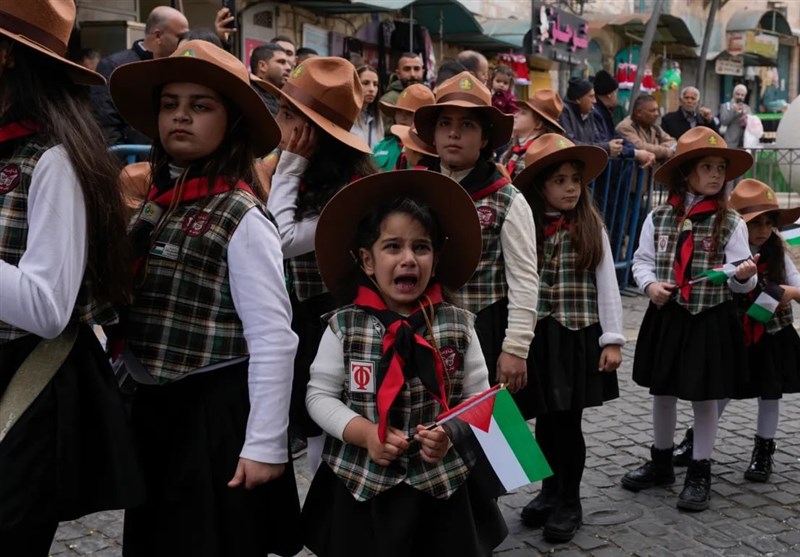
left=513, top=145, right=609, bottom=193
left=653, top=147, right=754, bottom=184
left=379, top=100, right=414, bottom=118
left=516, top=100, right=566, bottom=134
left=390, top=125, right=438, bottom=158
left=110, top=58, right=280, bottom=157
left=737, top=206, right=800, bottom=227
left=414, top=103, right=514, bottom=150
left=0, top=29, right=105, bottom=86
left=256, top=78, right=371, bottom=154
left=315, top=170, right=482, bottom=299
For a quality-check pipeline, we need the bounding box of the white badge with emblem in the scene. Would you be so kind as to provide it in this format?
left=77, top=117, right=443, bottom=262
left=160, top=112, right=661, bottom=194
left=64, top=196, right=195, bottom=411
left=350, top=360, right=375, bottom=393
left=657, top=235, right=669, bottom=253
left=139, top=201, right=164, bottom=227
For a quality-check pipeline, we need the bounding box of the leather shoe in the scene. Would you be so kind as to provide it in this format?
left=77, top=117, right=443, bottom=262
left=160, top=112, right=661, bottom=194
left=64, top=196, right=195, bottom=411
left=543, top=499, right=582, bottom=543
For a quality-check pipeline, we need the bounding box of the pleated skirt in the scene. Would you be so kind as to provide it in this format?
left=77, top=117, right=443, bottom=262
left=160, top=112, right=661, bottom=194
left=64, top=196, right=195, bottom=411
left=735, top=325, right=800, bottom=399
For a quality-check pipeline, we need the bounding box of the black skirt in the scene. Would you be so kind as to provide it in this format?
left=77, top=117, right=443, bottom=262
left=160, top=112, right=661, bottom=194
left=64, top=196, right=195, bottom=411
left=633, top=300, right=749, bottom=400
left=514, top=317, right=619, bottom=420
left=473, top=297, right=509, bottom=382
left=123, top=363, right=302, bottom=557
left=735, top=326, right=800, bottom=399
left=302, top=463, right=507, bottom=557
left=0, top=326, right=144, bottom=530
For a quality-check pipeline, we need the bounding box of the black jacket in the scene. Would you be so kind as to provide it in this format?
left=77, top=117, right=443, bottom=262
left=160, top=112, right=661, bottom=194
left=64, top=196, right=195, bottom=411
left=90, top=40, right=153, bottom=146
left=660, top=109, right=718, bottom=140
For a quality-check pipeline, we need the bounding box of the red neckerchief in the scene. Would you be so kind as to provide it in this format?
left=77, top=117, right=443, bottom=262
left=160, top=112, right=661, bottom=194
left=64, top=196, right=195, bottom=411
left=146, top=176, right=254, bottom=205
left=742, top=255, right=770, bottom=346
left=669, top=192, right=719, bottom=302
left=353, top=282, right=450, bottom=442
left=543, top=213, right=570, bottom=238
left=506, top=136, right=536, bottom=177
left=0, top=121, right=38, bottom=144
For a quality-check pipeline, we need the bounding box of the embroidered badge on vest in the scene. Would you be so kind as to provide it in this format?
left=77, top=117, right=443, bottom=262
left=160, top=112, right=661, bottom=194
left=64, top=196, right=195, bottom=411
left=439, top=346, right=460, bottom=374
left=181, top=211, right=213, bottom=237
left=701, top=236, right=714, bottom=252
left=0, top=164, right=21, bottom=194
left=350, top=360, right=375, bottom=393
left=477, top=206, right=497, bottom=227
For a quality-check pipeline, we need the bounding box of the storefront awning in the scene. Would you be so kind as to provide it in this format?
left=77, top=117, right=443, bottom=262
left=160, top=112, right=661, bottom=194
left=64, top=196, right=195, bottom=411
left=290, top=1, right=411, bottom=14
left=477, top=17, right=529, bottom=49
left=589, top=13, right=702, bottom=49
left=727, top=9, right=792, bottom=36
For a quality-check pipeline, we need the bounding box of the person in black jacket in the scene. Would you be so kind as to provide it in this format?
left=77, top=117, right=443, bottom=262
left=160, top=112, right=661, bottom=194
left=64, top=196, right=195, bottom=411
left=559, top=77, right=623, bottom=158
left=660, top=86, right=718, bottom=140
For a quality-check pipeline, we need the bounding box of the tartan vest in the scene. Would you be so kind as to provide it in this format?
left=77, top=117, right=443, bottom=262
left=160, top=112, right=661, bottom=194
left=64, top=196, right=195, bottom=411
left=288, top=251, right=328, bottom=301
left=126, top=190, right=259, bottom=382
left=322, top=303, right=473, bottom=502
left=453, top=184, right=517, bottom=314
left=737, top=282, right=794, bottom=336
left=0, top=138, right=117, bottom=344
left=538, top=229, right=599, bottom=330
left=652, top=204, right=739, bottom=314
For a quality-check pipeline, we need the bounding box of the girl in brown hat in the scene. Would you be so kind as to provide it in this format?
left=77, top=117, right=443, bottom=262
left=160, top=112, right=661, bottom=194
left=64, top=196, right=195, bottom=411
left=414, top=71, right=539, bottom=401
left=109, top=41, right=302, bottom=556
left=501, top=89, right=566, bottom=179
left=303, top=170, right=507, bottom=557
left=512, top=135, right=622, bottom=543
left=0, top=1, right=143, bottom=552
left=622, top=127, right=758, bottom=512
left=261, top=56, right=377, bottom=464
left=374, top=83, right=436, bottom=171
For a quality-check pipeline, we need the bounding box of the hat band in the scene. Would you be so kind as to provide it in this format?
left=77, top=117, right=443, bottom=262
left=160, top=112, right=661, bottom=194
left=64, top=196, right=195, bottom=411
left=437, top=92, right=487, bottom=107
left=738, top=203, right=780, bottom=215
left=0, top=10, right=66, bottom=55
left=282, top=81, right=354, bottom=130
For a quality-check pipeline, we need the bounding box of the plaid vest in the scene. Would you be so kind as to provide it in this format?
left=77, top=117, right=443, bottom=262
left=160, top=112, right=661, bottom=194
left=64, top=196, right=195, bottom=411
left=288, top=251, right=328, bottom=301
left=538, top=229, right=599, bottom=330
left=322, top=303, right=473, bottom=502
left=652, top=204, right=739, bottom=314
left=453, top=184, right=517, bottom=314
left=126, top=190, right=260, bottom=382
left=737, top=283, right=794, bottom=336
left=0, top=138, right=117, bottom=344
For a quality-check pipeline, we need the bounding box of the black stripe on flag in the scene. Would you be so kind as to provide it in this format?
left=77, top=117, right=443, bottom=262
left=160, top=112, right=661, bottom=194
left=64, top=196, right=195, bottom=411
left=443, top=419, right=506, bottom=500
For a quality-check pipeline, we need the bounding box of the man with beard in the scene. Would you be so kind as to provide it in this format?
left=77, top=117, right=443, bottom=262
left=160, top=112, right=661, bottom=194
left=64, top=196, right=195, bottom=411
left=616, top=94, right=676, bottom=164
left=379, top=52, right=425, bottom=131
left=661, top=86, right=718, bottom=140
left=250, top=43, right=292, bottom=116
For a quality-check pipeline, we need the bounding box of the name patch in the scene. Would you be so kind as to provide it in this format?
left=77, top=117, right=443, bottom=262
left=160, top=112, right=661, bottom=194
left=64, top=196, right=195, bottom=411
left=657, top=235, right=669, bottom=253
left=150, top=241, right=180, bottom=260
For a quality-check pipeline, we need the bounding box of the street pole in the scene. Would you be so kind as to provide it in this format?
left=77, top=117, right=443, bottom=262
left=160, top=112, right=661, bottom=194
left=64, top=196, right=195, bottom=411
left=697, top=0, right=720, bottom=104
left=628, top=0, right=663, bottom=116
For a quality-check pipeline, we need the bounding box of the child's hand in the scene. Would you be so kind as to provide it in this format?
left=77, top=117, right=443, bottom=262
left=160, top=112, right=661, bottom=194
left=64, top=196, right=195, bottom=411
left=734, top=254, right=759, bottom=281
left=286, top=122, right=318, bottom=159
left=598, top=345, right=622, bottom=372
left=228, top=458, right=285, bottom=490
left=496, top=352, right=527, bottom=393
left=366, top=425, right=409, bottom=466
left=780, top=285, right=800, bottom=306
left=645, top=282, right=677, bottom=307
left=414, top=425, right=450, bottom=464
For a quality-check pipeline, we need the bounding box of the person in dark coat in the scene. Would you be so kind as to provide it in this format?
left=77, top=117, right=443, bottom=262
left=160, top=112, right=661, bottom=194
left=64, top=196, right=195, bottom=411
left=661, top=86, right=719, bottom=140
left=559, top=77, right=622, bottom=158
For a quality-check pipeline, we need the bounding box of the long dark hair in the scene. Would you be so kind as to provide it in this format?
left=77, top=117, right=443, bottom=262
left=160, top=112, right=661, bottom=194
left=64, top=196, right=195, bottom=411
left=526, top=160, right=605, bottom=271
left=669, top=159, right=730, bottom=252
left=2, top=41, right=131, bottom=305
left=757, top=215, right=787, bottom=284
left=357, top=65, right=382, bottom=124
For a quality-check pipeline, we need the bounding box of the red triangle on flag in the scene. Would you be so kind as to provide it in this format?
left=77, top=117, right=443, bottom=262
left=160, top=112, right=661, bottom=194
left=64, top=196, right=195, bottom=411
left=436, top=384, right=499, bottom=432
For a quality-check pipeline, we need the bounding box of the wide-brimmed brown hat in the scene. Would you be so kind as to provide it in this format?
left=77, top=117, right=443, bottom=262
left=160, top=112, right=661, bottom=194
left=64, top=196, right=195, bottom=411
left=414, top=71, right=514, bottom=150
left=390, top=125, right=438, bottom=158
left=379, top=83, right=435, bottom=118
left=653, top=126, right=753, bottom=184
left=730, top=179, right=800, bottom=226
left=513, top=134, right=608, bottom=193
left=257, top=56, right=370, bottom=153
left=516, top=89, right=565, bottom=134
left=110, top=40, right=280, bottom=157
left=0, top=1, right=104, bottom=86
left=315, top=170, right=482, bottom=299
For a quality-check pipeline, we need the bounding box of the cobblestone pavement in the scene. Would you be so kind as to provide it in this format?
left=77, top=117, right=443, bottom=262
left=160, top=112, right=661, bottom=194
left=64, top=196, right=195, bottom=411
left=51, top=291, right=800, bottom=557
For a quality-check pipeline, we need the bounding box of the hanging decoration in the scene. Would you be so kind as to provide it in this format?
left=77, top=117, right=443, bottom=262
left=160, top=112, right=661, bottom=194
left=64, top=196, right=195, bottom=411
left=497, top=52, right=530, bottom=85
left=616, top=62, right=636, bottom=90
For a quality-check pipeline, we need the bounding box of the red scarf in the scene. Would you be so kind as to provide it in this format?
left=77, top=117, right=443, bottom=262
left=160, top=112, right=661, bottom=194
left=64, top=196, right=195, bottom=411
left=353, top=282, right=450, bottom=443
left=506, top=136, right=536, bottom=177
left=0, top=121, right=38, bottom=144
left=669, top=192, right=719, bottom=302
left=543, top=213, right=570, bottom=238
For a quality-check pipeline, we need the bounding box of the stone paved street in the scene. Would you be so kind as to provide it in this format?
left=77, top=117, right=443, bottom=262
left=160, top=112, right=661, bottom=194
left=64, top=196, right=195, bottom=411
left=51, top=291, right=800, bottom=556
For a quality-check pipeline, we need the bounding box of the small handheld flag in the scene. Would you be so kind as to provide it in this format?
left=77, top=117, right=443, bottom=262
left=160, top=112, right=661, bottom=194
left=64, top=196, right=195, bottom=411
left=746, top=283, right=785, bottom=323
left=780, top=224, right=800, bottom=247
left=688, top=257, right=750, bottom=286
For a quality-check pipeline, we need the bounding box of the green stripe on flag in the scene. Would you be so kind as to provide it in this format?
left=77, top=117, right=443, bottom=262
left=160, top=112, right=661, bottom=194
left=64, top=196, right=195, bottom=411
left=781, top=224, right=800, bottom=246
left=491, top=390, right=552, bottom=482
left=747, top=303, right=775, bottom=323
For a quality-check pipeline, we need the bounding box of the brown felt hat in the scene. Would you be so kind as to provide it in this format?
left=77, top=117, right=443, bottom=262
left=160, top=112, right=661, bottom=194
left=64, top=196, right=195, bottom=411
left=414, top=71, right=514, bottom=150
left=256, top=56, right=371, bottom=153
left=516, top=89, right=565, bottom=134
left=513, top=134, right=608, bottom=193
left=653, top=126, right=753, bottom=184
left=379, top=83, right=435, bottom=118
left=315, top=170, right=482, bottom=299
left=390, top=125, right=438, bottom=158
left=729, top=179, right=800, bottom=226
left=110, top=40, right=280, bottom=157
left=0, top=1, right=104, bottom=86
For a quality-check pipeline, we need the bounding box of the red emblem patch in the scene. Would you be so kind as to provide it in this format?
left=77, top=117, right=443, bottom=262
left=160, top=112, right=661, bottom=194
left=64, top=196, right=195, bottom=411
left=350, top=361, right=374, bottom=392
left=0, top=164, right=21, bottom=194
left=476, top=206, right=496, bottom=227
left=181, top=211, right=212, bottom=237
left=701, top=236, right=714, bottom=252
left=439, top=346, right=461, bottom=374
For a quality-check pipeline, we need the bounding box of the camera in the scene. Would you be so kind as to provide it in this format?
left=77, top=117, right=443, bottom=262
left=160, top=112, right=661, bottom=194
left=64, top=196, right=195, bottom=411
left=735, top=98, right=743, bottom=104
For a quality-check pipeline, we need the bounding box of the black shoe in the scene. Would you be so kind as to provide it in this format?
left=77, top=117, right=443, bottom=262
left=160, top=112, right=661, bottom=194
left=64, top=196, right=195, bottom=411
left=744, top=435, right=775, bottom=483
left=621, top=446, right=675, bottom=491
left=677, top=459, right=711, bottom=511
left=521, top=477, right=558, bottom=528
left=290, top=435, right=308, bottom=458
left=543, top=499, right=582, bottom=543
left=673, top=428, right=693, bottom=467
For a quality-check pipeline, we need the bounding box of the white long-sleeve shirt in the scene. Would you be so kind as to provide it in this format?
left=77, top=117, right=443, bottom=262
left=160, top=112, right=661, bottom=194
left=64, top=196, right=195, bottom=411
left=593, top=229, right=626, bottom=347
left=266, top=152, right=316, bottom=258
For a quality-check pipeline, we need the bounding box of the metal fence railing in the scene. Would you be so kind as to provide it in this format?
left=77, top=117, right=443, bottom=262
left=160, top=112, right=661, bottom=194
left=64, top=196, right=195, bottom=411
left=110, top=144, right=151, bottom=165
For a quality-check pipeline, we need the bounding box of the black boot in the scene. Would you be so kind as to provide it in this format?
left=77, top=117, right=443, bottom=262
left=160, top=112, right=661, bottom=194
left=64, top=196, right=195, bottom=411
left=744, top=435, right=776, bottom=483
left=543, top=498, right=582, bottom=543
left=677, top=459, right=711, bottom=511
left=521, top=476, right=558, bottom=528
left=672, top=427, right=693, bottom=467
left=621, top=446, right=675, bottom=491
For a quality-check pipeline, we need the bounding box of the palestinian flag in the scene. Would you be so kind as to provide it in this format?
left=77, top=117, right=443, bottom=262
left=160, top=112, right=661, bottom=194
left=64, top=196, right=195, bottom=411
left=746, top=283, right=785, bottom=323
left=780, top=224, right=800, bottom=247
left=689, top=257, right=749, bottom=285
left=438, top=386, right=552, bottom=499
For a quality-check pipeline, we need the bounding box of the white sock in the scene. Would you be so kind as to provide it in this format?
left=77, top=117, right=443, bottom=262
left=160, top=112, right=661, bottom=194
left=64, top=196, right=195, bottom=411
left=692, top=400, right=719, bottom=460
left=653, top=395, right=677, bottom=450
left=757, top=398, right=780, bottom=439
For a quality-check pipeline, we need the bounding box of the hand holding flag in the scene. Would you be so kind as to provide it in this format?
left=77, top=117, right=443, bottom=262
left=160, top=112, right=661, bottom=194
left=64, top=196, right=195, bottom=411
left=746, top=283, right=785, bottom=323
left=687, top=256, right=756, bottom=286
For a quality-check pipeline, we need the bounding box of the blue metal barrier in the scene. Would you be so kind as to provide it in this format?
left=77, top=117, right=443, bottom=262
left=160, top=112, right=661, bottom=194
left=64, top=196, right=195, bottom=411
left=110, top=144, right=151, bottom=164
